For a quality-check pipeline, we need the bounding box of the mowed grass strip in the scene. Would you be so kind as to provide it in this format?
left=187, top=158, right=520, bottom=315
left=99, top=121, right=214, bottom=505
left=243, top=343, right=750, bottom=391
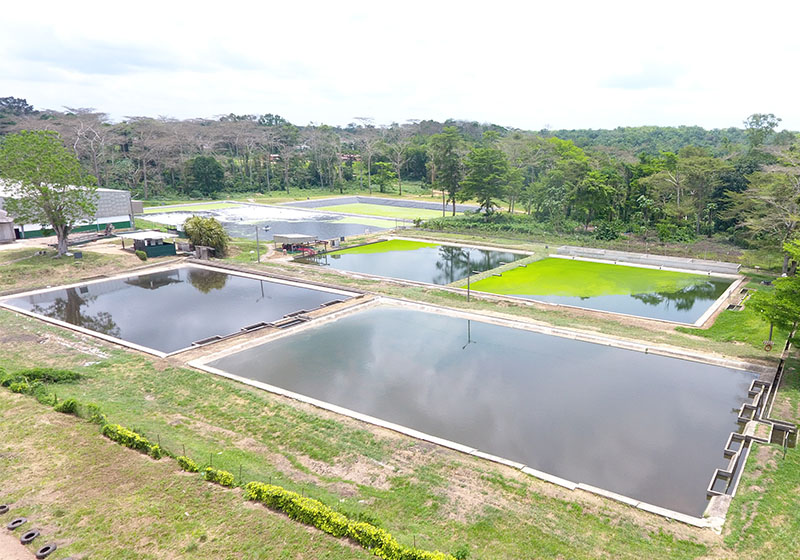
left=317, top=203, right=451, bottom=220
left=469, top=257, right=722, bottom=297
left=0, top=248, right=140, bottom=295
left=0, top=309, right=721, bottom=560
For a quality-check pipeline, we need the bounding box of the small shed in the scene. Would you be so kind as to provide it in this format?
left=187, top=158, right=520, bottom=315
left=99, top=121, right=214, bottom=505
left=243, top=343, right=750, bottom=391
left=117, top=230, right=177, bottom=258
left=272, top=233, right=327, bottom=255
left=0, top=209, right=15, bottom=244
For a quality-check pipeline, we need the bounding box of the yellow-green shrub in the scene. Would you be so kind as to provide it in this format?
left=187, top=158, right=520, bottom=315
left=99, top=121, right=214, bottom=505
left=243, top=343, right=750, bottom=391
left=244, top=481, right=455, bottom=560
left=177, top=455, right=199, bottom=473
left=204, top=467, right=234, bottom=487
left=101, top=424, right=162, bottom=459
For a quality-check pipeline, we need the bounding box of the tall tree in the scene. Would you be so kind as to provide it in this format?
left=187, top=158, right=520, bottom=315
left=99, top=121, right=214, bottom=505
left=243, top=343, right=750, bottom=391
left=186, top=155, right=225, bottom=196
left=749, top=238, right=800, bottom=345
left=0, top=130, right=97, bottom=255
left=726, top=170, right=800, bottom=273
left=387, top=129, right=410, bottom=196
left=461, top=143, right=510, bottom=213
left=427, top=126, right=464, bottom=215
left=744, top=113, right=781, bottom=150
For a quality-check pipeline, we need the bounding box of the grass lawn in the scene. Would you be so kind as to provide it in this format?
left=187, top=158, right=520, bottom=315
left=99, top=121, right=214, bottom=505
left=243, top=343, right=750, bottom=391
left=334, top=216, right=400, bottom=228
left=468, top=257, right=721, bottom=297
left=0, top=247, right=141, bottom=295
left=144, top=202, right=243, bottom=214
left=333, top=239, right=438, bottom=255
left=676, top=276, right=786, bottom=350
left=317, top=203, right=451, bottom=220
left=0, top=391, right=376, bottom=560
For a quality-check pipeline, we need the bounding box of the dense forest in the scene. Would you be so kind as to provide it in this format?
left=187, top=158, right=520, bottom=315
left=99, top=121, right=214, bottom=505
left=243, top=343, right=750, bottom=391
left=1, top=96, right=799, bottom=267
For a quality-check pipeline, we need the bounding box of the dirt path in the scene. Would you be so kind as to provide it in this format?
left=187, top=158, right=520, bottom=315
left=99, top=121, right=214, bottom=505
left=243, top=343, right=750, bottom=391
left=0, top=532, right=36, bottom=560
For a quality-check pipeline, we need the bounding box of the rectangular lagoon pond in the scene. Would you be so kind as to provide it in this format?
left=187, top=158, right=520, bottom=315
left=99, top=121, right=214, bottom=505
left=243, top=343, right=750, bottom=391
left=2, top=265, right=352, bottom=354
left=298, top=240, right=526, bottom=285
left=469, top=258, right=733, bottom=323
left=207, top=306, right=755, bottom=516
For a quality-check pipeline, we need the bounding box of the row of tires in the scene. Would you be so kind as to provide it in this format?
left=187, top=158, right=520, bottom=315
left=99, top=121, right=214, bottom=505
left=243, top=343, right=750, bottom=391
left=2, top=503, right=67, bottom=559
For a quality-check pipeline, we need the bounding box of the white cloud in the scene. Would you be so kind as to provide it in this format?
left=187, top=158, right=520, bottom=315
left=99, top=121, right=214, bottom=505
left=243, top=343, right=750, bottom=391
left=1, top=0, right=799, bottom=130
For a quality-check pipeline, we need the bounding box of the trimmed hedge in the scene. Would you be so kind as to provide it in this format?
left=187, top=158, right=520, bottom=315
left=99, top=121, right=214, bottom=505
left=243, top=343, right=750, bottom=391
left=204, top=467, right=234, bottom=487
left=177, top=455, right=200, bottom=473
left=245, top=482, right=455, bottom=560
left=101, top=424, right=162, bottom=459
left=16, top=367, right=82, bottom=383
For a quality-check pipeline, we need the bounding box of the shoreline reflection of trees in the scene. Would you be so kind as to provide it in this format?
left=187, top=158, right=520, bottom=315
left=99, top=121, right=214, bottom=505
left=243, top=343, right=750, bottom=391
left=630, top=280, right=728, bottom=309
left=432, top=247, right=517, bottom=285
left=186, top=269, right=229, bottom=293
left=31, top=287, right=120, bottom=337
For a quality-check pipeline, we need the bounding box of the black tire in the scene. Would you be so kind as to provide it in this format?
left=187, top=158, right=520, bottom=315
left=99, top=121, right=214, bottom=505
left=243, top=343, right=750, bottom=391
left=0, top=504, right=9, bottom=514
left=20, top=529, right=40, bottom=545
left=6, top=517, right=26, bottom=530
left=35, top=543, right=57, bottom=559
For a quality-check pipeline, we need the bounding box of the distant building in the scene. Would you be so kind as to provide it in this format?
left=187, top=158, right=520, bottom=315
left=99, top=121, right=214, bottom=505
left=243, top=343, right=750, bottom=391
left=0, top=181, right=135, bottom=239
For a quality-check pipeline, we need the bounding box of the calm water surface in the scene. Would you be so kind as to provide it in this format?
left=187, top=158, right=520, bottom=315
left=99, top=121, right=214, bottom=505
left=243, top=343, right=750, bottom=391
left=209, top=307, right=754, bottom=516
left=300, top=245, right=525, bottom=284
left=526, top=278, right=731, bottom=323
left=5, top=267, right=348, bottom=353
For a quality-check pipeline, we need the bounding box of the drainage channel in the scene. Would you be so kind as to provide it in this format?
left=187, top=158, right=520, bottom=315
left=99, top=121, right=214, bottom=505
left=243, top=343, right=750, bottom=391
left=706, top=338, right=798, bottom=502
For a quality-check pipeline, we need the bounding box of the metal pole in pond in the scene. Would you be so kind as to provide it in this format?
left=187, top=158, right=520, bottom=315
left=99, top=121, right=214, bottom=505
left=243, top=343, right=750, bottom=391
left=255, top=225, right=260, bottom=262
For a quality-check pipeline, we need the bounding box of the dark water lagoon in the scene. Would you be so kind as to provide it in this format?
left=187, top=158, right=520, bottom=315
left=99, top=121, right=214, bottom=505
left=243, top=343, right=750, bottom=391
left=299, top=241, right=526, bottom=284
left=208, top=306, right=754, bottom=516
left=4, top=266, right=350, bottom=353
left=525, top=279, right=731, bottom=324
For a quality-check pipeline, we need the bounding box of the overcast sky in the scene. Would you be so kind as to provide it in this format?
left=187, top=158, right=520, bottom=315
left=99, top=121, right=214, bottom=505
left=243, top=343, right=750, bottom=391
left=2, top=1, right=798, bottom=130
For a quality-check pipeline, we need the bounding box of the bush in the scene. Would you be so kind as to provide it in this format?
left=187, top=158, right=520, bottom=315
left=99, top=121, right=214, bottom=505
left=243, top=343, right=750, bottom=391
left=183, top=216, right=229, bottom=256
left=85, top=403, right=107, bottom=425
left=594, top=220, right=622, bottom=241
left=32, top=385, right=56, bottom=406
left=101, top=424, right=162, bottom=459
left=177, top=455, right=200, bottom=473
left=656, top=221, right=695, bottom=243
left=204, top=467, right=234, bottom=487
left=16, top=367, right=82, bottom=384
left=54, top=398, right=78, bottom=414
left=135, top=250, right=148, bottom=261
left=9, top=381, right=30, bottom=394
left=245, top=481, right=455, bottom=560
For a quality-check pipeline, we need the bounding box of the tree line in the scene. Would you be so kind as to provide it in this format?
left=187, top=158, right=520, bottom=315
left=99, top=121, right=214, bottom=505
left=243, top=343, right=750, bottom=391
left=1, top=97, right=798, bottom=268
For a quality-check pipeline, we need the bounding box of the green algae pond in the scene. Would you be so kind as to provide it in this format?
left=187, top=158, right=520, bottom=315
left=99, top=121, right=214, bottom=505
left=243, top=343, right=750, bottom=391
left=298, top=239, right=526, bottom=284
left=468, top=257, right=733, bottom=324
left=203, top=305, right=756, bottom=517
